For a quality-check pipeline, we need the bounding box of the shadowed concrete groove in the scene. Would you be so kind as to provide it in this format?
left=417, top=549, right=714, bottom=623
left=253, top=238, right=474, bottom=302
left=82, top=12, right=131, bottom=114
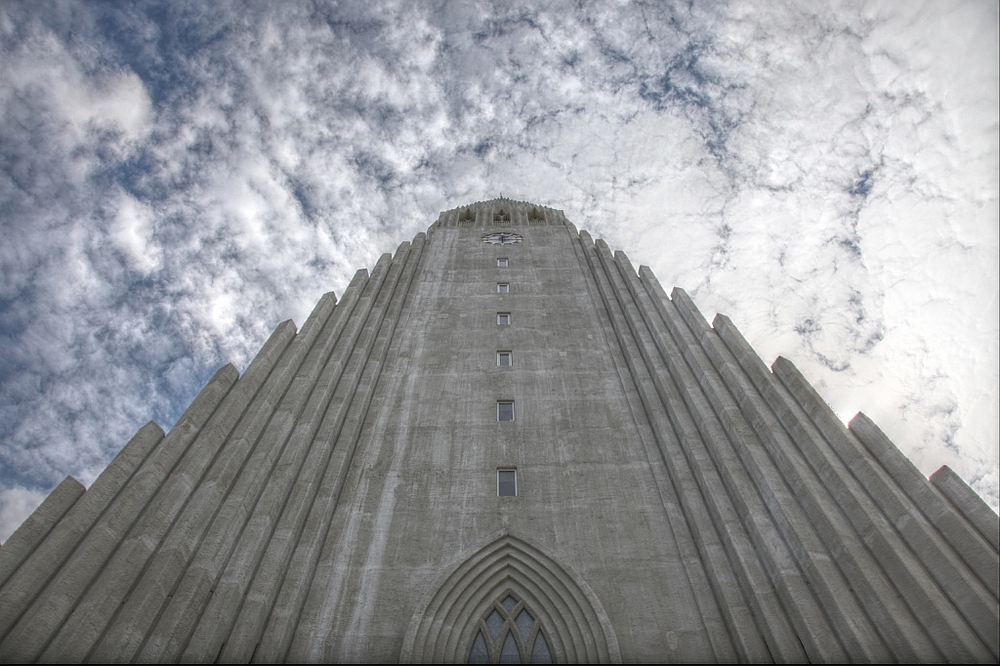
left=1, top=198, right=996, bottom=663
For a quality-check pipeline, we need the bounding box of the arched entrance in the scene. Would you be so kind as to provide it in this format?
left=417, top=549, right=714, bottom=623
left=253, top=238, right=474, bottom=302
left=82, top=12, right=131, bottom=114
left=400, top=534, right=620, bottom=663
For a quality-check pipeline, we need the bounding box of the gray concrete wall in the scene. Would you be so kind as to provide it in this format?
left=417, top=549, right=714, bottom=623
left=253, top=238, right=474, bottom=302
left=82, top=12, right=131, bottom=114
left=0, top=198, right=995, bottom=663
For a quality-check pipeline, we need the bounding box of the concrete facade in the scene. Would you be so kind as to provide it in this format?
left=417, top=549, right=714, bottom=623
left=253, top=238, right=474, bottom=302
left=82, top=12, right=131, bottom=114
left=0, top=198, right=996, bottom=663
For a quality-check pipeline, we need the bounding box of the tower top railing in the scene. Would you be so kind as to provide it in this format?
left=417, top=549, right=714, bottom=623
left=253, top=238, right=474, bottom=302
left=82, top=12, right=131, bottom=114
left=434, top=197, right=568, bottom=228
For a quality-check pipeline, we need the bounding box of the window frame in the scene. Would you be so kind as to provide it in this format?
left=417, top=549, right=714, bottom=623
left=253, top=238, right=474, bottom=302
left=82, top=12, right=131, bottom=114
left=497, top=258, right=509, bottom=267
left=497, top=469, right=517, bottom=497
left=497, top=313, right=511, bottom=326
left=497, top=282, right=510, bottom=294
left=497, top=401, right=515, bottom=422
left=497, top=351, right=512, bottom=367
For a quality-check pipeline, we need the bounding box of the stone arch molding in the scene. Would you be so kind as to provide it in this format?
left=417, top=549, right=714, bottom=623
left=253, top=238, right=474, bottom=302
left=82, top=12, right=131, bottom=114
left=400, top=534, right=621, bottom=663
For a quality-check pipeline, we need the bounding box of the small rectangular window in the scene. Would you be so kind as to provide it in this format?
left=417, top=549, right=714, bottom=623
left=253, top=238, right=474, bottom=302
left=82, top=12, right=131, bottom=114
left=497, top=313, right=511, bottom=326
left=497, top=401, right=514, bottom=422
left=497, top=258, right=509, bottom=267
left=497, top=283, right=510, bottom=293
left=497, top=469, right=517, bottom=497
left=497, top=351, right=512, bottom=367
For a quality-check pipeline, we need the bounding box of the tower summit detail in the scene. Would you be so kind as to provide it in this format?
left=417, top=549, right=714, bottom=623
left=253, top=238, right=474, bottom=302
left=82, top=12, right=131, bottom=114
left=0, top=199, right=996, bottom=662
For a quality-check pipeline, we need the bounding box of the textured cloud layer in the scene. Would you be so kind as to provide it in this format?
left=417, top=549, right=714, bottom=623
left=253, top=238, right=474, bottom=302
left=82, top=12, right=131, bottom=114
left=1, top=0, right=996, bottom=540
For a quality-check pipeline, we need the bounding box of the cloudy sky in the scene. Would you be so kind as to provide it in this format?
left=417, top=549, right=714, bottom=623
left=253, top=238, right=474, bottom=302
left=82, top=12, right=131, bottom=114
left=0, top=0, right=996, bottom=540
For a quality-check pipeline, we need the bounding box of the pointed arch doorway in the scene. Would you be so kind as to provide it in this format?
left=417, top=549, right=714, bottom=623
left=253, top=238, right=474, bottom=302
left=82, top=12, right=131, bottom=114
left=400, top=535, right=620, bottom=663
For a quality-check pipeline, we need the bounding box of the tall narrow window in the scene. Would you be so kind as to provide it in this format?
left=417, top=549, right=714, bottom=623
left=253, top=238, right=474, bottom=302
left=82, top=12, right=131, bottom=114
left=497, top=351, right=512, bottom=367
left=497, top=313, right=511, bottom=326
left=497, top=258, right=509, bottom=267
left=497, top=283, right=509, bottom=294
left=497, top=401, right=514, bottom=422
left=497, top=469, right=517, bottom=497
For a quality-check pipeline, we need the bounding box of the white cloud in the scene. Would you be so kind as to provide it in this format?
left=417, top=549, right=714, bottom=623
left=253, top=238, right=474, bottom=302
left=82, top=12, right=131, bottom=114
left=0, top=0, right=995, bottom=542
left=0, top=485, right=49, bottom=546
left=109, top=190, right=161, bottom=274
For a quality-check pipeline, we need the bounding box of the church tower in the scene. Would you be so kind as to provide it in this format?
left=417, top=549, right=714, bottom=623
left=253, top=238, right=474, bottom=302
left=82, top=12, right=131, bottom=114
left=0, top=198, right=996, bottom=662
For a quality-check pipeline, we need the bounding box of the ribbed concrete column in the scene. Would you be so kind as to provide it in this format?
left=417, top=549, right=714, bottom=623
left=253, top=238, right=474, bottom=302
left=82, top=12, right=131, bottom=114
left=0, top=365, right=236, bottom=662
left=566, top=231, right=743, bottom=663
left=775, top=358, right=994, bottom=661
left=712, top=313, right=942, bottom=661
left=632, top=264, right=918, bottom=660
left=181, top=294, right=375, bottom=659
left=200, top=272, right=376, bottom=663
left=282, top=237, right=428, bottom=663
left=931, top=465, right=1000, bottom=551
left=645, top=280, right=838, bottom=662
left=665, top=285, right=891, bottom=660
left=246, top=260, right=405, bottom=662
left=851, top=414, right=999, bottom=596
left=850, top=413, right=998, bottom=654
left=299, top=237, right=438, bottom=663
left=582, top=235, right=740, bottom=661
left=591, top=245, right=766, bottom=661
left=266, top=235, right=424, bottom=660
left=134, top=264, right=395, bottom=663
left=85, top=289, right=339, bottom=663
left=0, top=476, right=85, bottom=587
left=144, top=284, right=358, bottom=662
left=644, top=278, right=805, bottom=660
left=246, top=263, right=404, bottom=660
left=583, top=236, right=772, bottom=661
left=628, top=260, right=806, bottom=662
left=81, top=304, right=335, bottom=660
left=0, top=420, right=162, bottom=600
left=43, top=319, right=298, bottom=662
left=207, top=235, right=426, bottom=663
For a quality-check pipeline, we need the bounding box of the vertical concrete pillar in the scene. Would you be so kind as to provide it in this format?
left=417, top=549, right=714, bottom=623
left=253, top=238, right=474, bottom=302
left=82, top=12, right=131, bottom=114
left=566, top=230, right=746, bottom=662
left=277, top=239, right=429, bottom=663
left=207, top=235, right=426, bottom=662
left=712, top=313, right=944, bottom=660
left=592, top=242, right=741, bottom=661
left=930, top=465, right=1000, bottom=551
left=105, top=293, right=336, bottom=661
left=775, top=358, right=994, bottom=660
left=204, top=276, right=375, bottom=663
left=0, top=366, right=235, bottom=662
left=583, top=236, right=778, bottom=661
left=134, top=264, right=393, bottom=663
left=651, top=282, right=842, bottom=662
left=850, top=413, right=998, bottom=654
left=664, top=289, right=892, bottom=659
left=850, top=414, right=999, bottom=596
left=0, top=420, right=163, bottom=600
left=83, top=288, right=341, bottom=661
left=248, top=259, right=406, bottom=662
left=43, top=319, right=296, bottom=661
left=0, top=477, right=85, bottom=587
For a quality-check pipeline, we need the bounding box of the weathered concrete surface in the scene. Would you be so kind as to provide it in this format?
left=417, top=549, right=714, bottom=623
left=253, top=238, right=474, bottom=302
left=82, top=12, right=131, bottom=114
left=932, top=465, right=1000, bottom=551
left=0, top=477, right=84, bottom=588
left=1, top=198, right=996, bottom=663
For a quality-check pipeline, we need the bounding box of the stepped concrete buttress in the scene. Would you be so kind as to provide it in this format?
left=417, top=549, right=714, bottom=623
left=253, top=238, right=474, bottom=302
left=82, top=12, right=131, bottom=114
left=1, top=199, right=997, bottom=663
